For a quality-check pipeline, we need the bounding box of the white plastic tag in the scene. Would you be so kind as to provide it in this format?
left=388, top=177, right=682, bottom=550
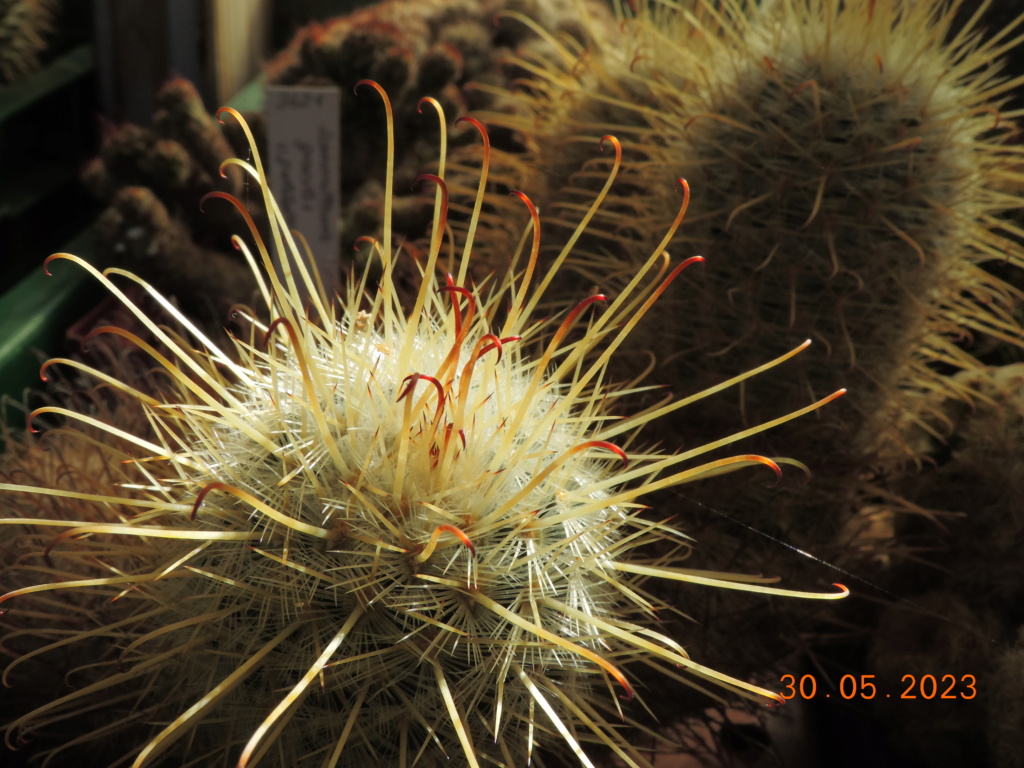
left=265, top=85, right=341, bottom=292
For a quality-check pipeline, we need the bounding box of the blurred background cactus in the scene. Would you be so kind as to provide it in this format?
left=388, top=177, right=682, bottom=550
left=478, top=0, right=1024, bottom=574
left=81, top=77, right=255, bottom=322
left=0, top=0, right=57, bottom=85
left=0, top=340, right=158, bottom=762
left=989, top=633, right=1024, bottom=768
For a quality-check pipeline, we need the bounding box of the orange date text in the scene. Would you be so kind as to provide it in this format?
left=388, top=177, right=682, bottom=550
left=777, top=673, right=977, bottom=701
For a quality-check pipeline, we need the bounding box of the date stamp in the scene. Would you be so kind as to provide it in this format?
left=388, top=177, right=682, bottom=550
left=777, top=673, right=977, bottom=701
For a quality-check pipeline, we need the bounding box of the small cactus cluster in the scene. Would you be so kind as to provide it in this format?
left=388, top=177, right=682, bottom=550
left=84, top=78, right=243, bottom=219
left=0, top=87, right=847, bottom=767
left=478, top=0, right=1024, bottom=563
left=264, top=0, right=614, bottom=255
left=82, top=77, right=256, bottom=320
left=0, top=0, right=56, bottom=85
left=75, top=1, right=615, bottom=318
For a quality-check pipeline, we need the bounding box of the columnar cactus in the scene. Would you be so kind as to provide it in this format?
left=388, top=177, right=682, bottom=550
left=479, top=0, right=1024, bottom=558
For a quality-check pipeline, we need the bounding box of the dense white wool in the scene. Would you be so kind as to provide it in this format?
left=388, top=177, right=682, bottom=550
left=0, top=88, right=846, bottom=768
left=195, top=300, right=629, bottom=667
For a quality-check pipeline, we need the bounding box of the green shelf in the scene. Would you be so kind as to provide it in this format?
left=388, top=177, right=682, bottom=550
left=0, top=227, right=101, bottom=412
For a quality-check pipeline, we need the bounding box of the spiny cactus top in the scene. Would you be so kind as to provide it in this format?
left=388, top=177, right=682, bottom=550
left=0, top=82, right=845, bottom=768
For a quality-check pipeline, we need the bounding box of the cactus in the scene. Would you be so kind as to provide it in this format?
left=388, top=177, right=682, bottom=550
left=0, top=85, right=849, bottom=767
left=0, top=0, right=56, bottom=84
left=477, top=0, right=1024, bottom=562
